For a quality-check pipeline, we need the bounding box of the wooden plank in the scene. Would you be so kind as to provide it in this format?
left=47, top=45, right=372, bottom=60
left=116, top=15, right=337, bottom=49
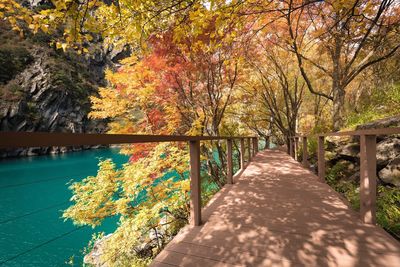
left=240, top=138, right=245, bottom=169
left=153, top=149, right=400, bottom=267
left=152, top=250, right=239, bottom=267
left=319, top=127, right=400, bottom=137
left=226, top=139, right=233, bottom=184
left=0, top=132, right=257, bottom=149
left=317, top=136, right=325, bottom=182
left=360, top=134, right=377, bottom=224
left=247, top=138, right=252, bottom=162
left=289, top=138, right=294, bottom=158
left=294, top=137, right=299, bottom=161
left=252, top=137, right=257, bottom=156
left=302, top=136, right=309, bottom=168
left=294, top=127, right=400, bottom=138
left=189, top=140, right=201, bottom=226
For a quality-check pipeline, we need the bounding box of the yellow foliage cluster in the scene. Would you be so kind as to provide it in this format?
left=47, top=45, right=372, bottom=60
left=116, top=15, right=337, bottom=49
left=63, top=143, right=190, bottom=264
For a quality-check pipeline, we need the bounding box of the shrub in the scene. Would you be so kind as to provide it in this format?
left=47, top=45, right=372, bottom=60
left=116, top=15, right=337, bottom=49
left=345, top=84, right=400, bottom=129
left=0, top=45, right=33, bottom=84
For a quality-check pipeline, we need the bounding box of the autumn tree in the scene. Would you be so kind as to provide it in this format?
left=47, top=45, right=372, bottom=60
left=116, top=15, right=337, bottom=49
left=63, top=7, right=246, bottom=263
left=284, top=0, right=400, bottom=130
left=240, top=35, right=305, bottom=151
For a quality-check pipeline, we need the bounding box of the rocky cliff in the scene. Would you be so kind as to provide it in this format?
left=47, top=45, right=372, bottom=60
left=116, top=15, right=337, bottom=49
left=325, top=115, right=400, bottom=188
left=0, top=20, right=128, bottom=157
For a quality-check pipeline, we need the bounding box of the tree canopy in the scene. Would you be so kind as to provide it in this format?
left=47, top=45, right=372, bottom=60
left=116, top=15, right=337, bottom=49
left=2, top=0, right=400, bottom=265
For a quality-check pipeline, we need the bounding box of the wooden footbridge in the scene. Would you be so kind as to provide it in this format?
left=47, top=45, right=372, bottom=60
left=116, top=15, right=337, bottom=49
left=1, top=129, right=400, bottom=266
left=151, top=149, right=400, bottom=266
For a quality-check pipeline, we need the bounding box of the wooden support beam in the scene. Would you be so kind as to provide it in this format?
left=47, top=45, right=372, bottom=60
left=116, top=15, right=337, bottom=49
left=289, top=138, right=294, bottom=158
left=360, top=135, right=377, bottom=225
left=302, top=136, right=309, bottom=168
left=252, top=137, right=257, bottom=157
left=227, top=139, right=233, bottom=184
left=255, top=137, right=259, bottom=153
left=247, top=138, right=252, bottom=162
left=318, top=136, right=325, bottom=182
left=189, top=140, right=201, bottom=226
left=240, top=138, right=245, bottom=169
left=294, top=137, right=299, bottom=161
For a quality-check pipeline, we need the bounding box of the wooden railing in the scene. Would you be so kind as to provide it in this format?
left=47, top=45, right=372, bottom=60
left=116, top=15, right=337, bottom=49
left=0, top=132, right=260, bottom=226
left=288, top=127, right=400, bottom=225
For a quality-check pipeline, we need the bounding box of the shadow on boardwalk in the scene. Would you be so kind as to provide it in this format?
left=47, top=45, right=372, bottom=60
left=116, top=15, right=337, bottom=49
left=151, top=149, right=400, bottom=267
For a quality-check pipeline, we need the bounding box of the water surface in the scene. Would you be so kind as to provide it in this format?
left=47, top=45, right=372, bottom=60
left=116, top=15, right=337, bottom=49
left=0, top=148, right=129, bottom=266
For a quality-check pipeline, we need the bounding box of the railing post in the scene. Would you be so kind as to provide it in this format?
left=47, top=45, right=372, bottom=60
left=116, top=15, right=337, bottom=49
left=289, top=138, right=294, bottom=158
left=360, top=134, right=377, bottom=224
left=240, top=138, right=245, bottom=169
left=227, top=139, right=233, bottom=184
left=247, top=138, right=252, bottom=162
left=294, top=137, right=299, bottom=161
left=302, top=136, right=309, bottom=168
left=317, top=136, right=325, bottom=182
left=189, top=140, right=201, bottom=226
left=252, top=137, right=256, bottom=157
left=255, top=137, right=259, bottom=153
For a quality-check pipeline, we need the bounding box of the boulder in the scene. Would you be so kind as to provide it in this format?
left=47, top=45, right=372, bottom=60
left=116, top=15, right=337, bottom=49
left=20, top=0, right=53, bottom=8
left=326, top=136, right=350, bottom=151
left=84, top=234, right=112, bottom=267
left=378, top=157, right=400, bottom=187
left=356, top=115, right=400, bottom=130
left=354, top=116, right=400, bottom=142
left=376, top=138, right=400, bottom=167
left=348, top=171, right=360, bottom=183
left=337, top=143, right=359, bottom=161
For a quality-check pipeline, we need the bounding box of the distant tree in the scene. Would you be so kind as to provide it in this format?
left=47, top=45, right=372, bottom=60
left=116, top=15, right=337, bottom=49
left=242, top=39, right=305, bottom=151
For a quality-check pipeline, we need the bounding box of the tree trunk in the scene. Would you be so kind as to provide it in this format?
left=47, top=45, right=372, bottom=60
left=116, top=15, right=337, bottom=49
left=264, top=136, right=270, bottom=149
left=332, top=84, right=345, bottom=131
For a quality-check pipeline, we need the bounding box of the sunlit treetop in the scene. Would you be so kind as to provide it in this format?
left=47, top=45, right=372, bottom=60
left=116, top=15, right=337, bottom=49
left=0, top=0, right=247, bottom=53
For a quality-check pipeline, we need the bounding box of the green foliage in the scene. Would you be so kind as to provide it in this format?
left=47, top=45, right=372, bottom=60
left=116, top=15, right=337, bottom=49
left=306, top=136, right=318, bottom=164
left=326, top=161, right=400, bottom=238
left=345, top=84, right=400, bottom=129
left=335, top=181, right=360, bottom=211
left=201, top=175, right=220, bottom=207
left=325, top=161, right=346, bottom=187
left=46, top=55, right=96, bottom=98
left=64, top=143, right=191, bottom=264
left=0, top=44, right=33, bottom=84
left=376, top=186, right=400, bottom=237
left=0, top=81, right=25, bottom=101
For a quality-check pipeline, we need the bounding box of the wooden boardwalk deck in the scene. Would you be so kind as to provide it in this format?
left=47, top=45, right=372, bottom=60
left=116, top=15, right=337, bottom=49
left=151, top=149, right=400, bottom=267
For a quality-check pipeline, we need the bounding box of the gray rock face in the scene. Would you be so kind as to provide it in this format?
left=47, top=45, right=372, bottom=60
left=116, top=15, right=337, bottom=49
left=325, top=136, right=349, bottom=151
left=0, top=47, right=107, bottom=157
left=379, top=157, right=400, bottom=187
left=354, top=115, right=400, bottom=142
left=0, top=24, right=129, bottom=157
left=376, top=138, right=400, bottom=166
left=356, top=115, right=400, bottom=130
left=84, top=234, right=112, bottom=267
left=19, top=0, right=52, bottom=8
left=337, top=143, right=359, bottom=160
left=326, top=116, right=400, bottom=188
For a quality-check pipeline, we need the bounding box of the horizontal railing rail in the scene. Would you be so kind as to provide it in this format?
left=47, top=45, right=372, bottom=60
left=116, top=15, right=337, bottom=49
left=0, top=131, right=264, bottom=226
left=0, top=131, right=256, bottom=148
left=287, top=127, right=400, bottom=226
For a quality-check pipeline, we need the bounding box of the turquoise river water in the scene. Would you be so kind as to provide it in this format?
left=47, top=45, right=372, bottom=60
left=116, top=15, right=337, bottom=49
left=0, top=148, right=129, bottom=266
